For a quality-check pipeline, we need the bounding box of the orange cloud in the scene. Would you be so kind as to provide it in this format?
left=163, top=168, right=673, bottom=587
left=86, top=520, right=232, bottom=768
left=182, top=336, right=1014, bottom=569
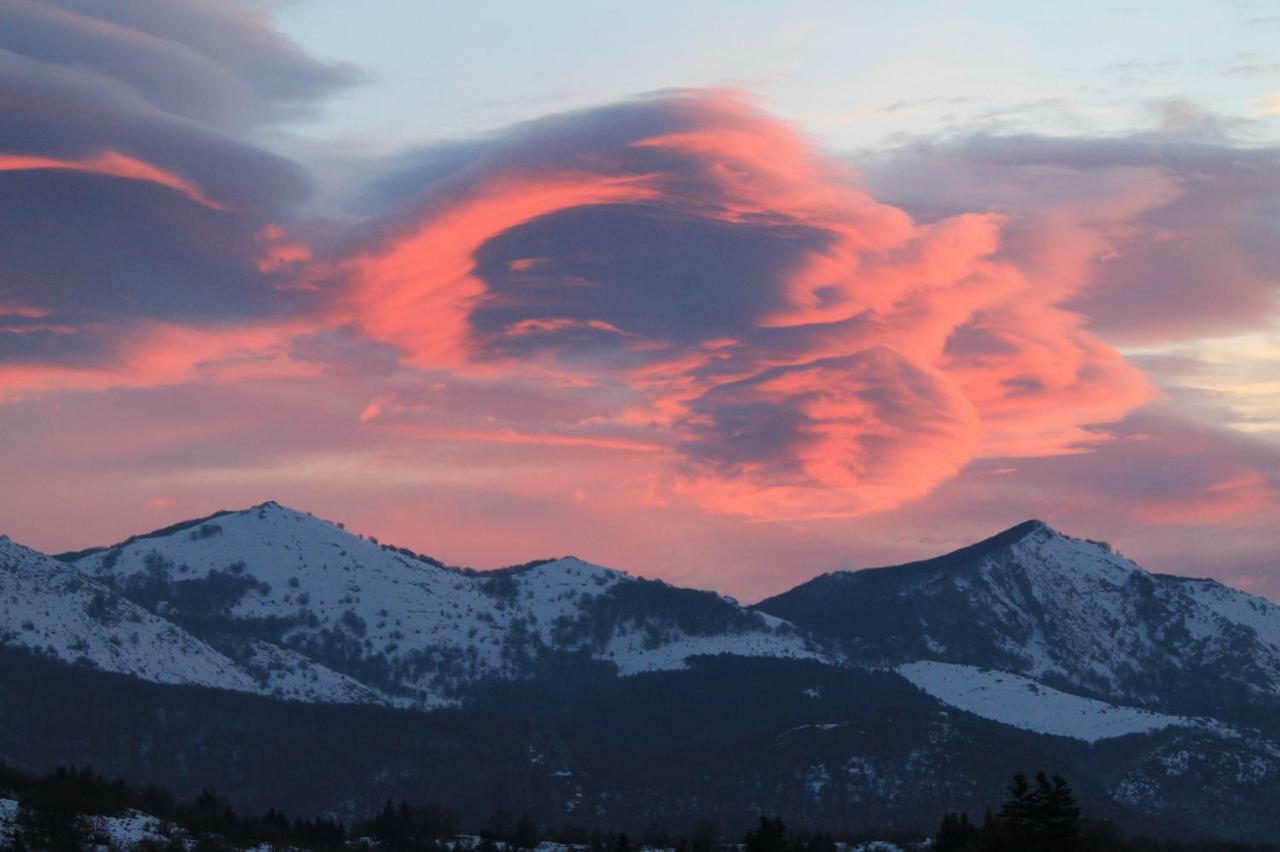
left=0, top=302, right=52, bottom=319
left=0, top=91, right=1169, bottom=524
left=1133, top=470, right=1277, bottom=525
left=333, top=91, right=1157, bottom=520
left=0, top=321, right=309, bottom=402
left=343, top=173, right=659, bottom=368
left=0, top=151, right=225, bottom=210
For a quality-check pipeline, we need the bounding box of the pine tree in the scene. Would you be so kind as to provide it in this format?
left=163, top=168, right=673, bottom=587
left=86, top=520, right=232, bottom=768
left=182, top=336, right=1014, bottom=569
left=996, top=772, right=1038, bottom=850
left=745, top=816, right=787, bottom=852
left=513, top=814, right=539, bottom=851
left=1033, top=772, right=1081, bottom=852
left=689, top=818, right=717, bottom=852
left=935, top=811, right=978, bottom=851
left=15, top=790, right=85, bottom=852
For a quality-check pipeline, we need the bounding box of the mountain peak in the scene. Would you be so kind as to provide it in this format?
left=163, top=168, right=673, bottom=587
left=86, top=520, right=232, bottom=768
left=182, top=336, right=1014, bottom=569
left=1013, top=517, right=1053, bottom=534
left=847, top=518, right=1066, bottom=578
left=994, top=518, right=1063, bottom=544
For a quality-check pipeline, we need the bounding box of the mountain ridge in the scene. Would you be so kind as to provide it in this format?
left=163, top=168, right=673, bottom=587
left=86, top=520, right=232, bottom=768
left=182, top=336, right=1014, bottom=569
left=756, top=519, right=1280, bottom=731
left=51, top=501, right=822, bottom=707
left=5, top=502, right=1280, bottom=841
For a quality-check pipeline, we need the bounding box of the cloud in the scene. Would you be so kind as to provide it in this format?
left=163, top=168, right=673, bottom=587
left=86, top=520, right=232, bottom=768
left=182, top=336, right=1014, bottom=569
left=865, top=129, right=1280, bottom=345
left=337, top=90, right=1154, bottom=518
left=0, top=0, right=338, bottom=399
left=0, top=8, right=1274, bottom=595
left=0, top=151, right=224, bottom=209
left=0, top=3, right=1265, bottom=538
left=1248, top=91, right=1280, bottom=117
left=0, top=0, right=358, bottom=127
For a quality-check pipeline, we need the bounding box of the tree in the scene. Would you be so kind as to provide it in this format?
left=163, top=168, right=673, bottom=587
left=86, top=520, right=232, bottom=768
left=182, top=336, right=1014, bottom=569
left=15, top=788, right=86, bottom=852
left=745, top=816, right=787, bottom=852
left=688, top=819, right=717, bottom=852
left=512, top=814, right=539, bottom=851
left=1032, top=772, right=1081, bottom=852
left=996, top=772, right=1038, bottom=850
left=988, top=771, right=1084, bottom=852
left=935, top=811, right=978, bottom=851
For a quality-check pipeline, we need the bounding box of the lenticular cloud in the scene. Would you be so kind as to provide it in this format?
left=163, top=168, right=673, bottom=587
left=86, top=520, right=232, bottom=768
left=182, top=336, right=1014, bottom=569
left=340, top=91, right=1154, bottom=518
left=0, top=0, right=1156, bottom=521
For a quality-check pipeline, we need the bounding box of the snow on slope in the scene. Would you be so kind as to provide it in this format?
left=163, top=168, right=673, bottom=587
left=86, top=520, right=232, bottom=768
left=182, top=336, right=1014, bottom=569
left=774, top=521, right=1280, bottom=710
left=1177, top=576, right=1280, bottom=651
left=242, top=639, right=393, bottom=706
left=898, top=661, right=1228, bottom=743
left=970, top=524, right=1153, bottom=685
left=603, top=628, right=825, bottom=675
left=68, top=503, right=819, bottom=706
left=0, top=799, right=14, bottom=847
left=992, top=526, right=1280, bottom=702
left=82, top=810, right=178, bottom=849
left=0, top=799, right=185, bottom=850
left=0, top=534, right=261, bottom=691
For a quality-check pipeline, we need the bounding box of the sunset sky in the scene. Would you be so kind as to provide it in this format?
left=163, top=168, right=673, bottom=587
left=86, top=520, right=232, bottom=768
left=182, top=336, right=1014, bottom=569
left=1, top=1, right=1278, bottom=600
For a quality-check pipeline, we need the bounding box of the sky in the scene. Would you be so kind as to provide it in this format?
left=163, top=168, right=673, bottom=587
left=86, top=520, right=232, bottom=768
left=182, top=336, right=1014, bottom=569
left=0, top=0, right=1278, bottom=601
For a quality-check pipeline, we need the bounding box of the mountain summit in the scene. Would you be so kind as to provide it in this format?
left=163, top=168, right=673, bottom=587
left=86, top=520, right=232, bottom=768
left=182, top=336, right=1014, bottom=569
left=755, top=520, right=1280, bottom=728
left=56, top=501, right=820, bottom=707
left=3, top=507, right=1280, bottom=840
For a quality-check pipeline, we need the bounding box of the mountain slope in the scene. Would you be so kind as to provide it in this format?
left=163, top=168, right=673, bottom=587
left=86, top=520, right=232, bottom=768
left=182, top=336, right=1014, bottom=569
left=3, top=509, right=1279, bottom=841
left=756, top=520, right=1280, bottom=728
left=0, top=534, right=257, bottom=691
left=61, top=502, right=824, bottom=707
left=896, top=661, right=1231, bottom=743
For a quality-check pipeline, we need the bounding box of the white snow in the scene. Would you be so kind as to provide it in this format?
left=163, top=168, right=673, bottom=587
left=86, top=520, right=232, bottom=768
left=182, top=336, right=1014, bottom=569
left=61, top=503, right=819, bottom=707
left=0, top=799, right=16, bottom=846
left=243, top=639, right=397, bottom=706
left=897, top=660, right=1228, bottom=743
left=0, top=801, right=185, bottom=851
left=1181, top=577, right=1280, bottom=651
left=861, top=522, right=1280, bottom=708
left=0, top=535, right=261, bottom=692
left=602, top=627, right=826, bottom=675
left=83, top=809, right=180, bottom=849
left=15, top=503, right=1280, bottom=751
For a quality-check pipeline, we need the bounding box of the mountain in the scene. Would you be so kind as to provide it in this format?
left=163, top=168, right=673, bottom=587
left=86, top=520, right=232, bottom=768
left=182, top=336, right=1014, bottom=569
left=57, top=501, right=822, bottom=708
left=755, top=519, right=1280, bottom=731
left=0, top=533, right=260, bottom=692
left=0, top=506, right=1277, bottom=841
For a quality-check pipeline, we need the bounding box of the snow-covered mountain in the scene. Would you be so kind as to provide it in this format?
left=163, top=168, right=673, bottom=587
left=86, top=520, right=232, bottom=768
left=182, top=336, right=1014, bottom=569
left=756, top=520, right=1280, bottom=729
left=56, top=501, right=822, bottom=707
left=896, top=660, right=1232, bottom=744
left=0, top=531, right=391, bottom=705
left=12, top=507, right=1278, bottom=732
left=2, top=506, right=1279, bottom=841
left=0, top=534, right=260, bottom=692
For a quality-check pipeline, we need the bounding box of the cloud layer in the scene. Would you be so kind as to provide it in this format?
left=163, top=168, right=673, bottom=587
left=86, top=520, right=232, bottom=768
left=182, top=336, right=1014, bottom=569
left=0, top=3, right=1276, bottom=598
left=337, top=91, right=1153, bottom=518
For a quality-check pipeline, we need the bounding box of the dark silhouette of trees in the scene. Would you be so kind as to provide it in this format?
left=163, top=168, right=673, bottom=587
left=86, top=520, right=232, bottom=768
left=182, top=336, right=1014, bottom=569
left=0, top=762, right=1276, bottom=851
left=357, top=798, right=454, bottom=850
left=935, top=810, right=979, bottom=851
left=745, top=816, right=788, bottom=852
left=688, top=818, right=718, bottom=852
left=937, top=771, right=1083, bottom=852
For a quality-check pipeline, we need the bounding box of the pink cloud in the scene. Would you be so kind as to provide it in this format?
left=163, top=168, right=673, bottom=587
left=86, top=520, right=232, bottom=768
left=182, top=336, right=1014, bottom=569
left=0, top=321, right=312, bottom=402
left=330, top=91, right=1155, bottom=519
left=0, top=151, right=225, bottom=209
left=3, top=81, right=1269, bottom=564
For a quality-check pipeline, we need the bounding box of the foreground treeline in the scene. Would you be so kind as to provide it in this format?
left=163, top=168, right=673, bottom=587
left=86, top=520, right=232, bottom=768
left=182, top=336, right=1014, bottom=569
left=0, top=763, right=1274, bottom=852
left=931, top=771, right=1271, bottom=852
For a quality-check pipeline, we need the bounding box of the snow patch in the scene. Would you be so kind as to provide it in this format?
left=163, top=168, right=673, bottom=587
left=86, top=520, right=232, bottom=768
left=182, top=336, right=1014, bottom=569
left=898, top=660, right=1229, bottom=743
